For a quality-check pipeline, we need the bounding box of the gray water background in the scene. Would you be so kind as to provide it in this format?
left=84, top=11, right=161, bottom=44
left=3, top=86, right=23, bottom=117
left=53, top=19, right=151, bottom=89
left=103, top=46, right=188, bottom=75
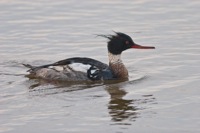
left=0, top=0, right=200, bottom=133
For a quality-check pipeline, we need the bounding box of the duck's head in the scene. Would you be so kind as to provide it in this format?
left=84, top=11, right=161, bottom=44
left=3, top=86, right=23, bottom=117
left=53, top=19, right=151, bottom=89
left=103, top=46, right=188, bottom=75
left=99, top=32, right=155, bottom=55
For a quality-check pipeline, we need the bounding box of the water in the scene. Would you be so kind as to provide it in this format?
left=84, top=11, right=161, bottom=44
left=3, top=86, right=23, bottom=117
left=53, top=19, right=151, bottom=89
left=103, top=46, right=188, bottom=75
left=0, top=0, right=200, bottom=132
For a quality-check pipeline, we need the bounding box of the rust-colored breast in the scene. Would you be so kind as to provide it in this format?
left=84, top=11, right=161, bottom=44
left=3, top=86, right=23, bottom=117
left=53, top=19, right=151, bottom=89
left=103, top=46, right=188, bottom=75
left=109, top=63, right=128, bottom=79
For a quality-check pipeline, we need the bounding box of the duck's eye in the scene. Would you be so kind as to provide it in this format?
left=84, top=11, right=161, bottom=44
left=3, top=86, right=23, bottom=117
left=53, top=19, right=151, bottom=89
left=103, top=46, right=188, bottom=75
left=125, top=41, right=129, bottom=44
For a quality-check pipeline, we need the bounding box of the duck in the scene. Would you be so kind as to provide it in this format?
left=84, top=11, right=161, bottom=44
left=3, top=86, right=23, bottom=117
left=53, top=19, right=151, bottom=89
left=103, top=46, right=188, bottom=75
left=23, top=32, right=155, bottom=81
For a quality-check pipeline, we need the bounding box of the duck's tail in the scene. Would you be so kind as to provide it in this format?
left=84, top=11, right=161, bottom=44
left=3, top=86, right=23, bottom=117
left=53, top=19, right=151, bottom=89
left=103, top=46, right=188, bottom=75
left=22, top=63, right=34, bottom=69
left=22, top=64, right=38, bottom=72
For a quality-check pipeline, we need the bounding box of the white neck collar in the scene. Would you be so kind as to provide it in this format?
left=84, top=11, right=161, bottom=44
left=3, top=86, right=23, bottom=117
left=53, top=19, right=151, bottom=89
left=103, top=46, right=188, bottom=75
left=108, top=52, right=122, bottom=64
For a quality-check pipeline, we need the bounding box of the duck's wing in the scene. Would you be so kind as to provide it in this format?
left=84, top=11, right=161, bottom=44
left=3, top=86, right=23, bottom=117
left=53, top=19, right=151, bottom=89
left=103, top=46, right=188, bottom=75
left=53, top=57, right=109, bottom=69
left=24, top=57, right=114, bottom=81
left=26, top=57, right=109, bottom=71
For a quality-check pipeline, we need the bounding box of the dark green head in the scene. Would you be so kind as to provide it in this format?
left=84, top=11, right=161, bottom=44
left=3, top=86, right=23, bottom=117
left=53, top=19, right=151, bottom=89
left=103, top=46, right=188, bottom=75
left=98, top=32, right=155, bottom=55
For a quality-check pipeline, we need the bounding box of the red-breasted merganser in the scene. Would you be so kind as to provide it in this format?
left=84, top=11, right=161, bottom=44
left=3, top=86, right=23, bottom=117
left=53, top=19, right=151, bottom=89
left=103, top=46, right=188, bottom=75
left=24, top=32, right=155, bottom=81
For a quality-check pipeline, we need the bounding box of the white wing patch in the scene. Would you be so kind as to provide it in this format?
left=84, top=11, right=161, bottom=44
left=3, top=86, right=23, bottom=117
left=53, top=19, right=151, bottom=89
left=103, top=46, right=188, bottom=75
left=90, top=69, right=96, bottom=74
left=68, top=63, right=91, bottom=73
left=48, top=63, right=92, bottom=73
left=48, top=66, right=64, bottom=71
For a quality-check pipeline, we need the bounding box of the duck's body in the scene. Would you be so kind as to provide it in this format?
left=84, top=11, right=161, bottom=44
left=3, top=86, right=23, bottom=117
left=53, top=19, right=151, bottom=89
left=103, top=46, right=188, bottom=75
left=25, top=57, right=114, bottom=81
left=24, top=32, right=155, bottom=81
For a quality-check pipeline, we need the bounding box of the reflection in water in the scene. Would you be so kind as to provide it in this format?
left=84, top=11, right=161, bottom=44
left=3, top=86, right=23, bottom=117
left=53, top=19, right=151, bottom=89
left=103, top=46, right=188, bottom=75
left=26, top=77, right=156, bottom=125
left=106, top=84, right=156, bottom=125
left=106, top=86, right=138, bottom=124
left=26, top=77, right=125, bottom=95
left=26, top=78, right=104, bottom=96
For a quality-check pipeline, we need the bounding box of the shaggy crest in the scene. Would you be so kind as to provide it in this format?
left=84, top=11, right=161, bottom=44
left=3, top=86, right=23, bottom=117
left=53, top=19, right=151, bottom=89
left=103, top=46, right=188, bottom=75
left=96, top=31, right=129, bottom=40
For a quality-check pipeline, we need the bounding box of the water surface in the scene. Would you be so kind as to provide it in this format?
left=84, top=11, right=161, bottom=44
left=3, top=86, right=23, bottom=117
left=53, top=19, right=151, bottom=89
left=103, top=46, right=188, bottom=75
left=0, top=0, right=200, bottom=133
